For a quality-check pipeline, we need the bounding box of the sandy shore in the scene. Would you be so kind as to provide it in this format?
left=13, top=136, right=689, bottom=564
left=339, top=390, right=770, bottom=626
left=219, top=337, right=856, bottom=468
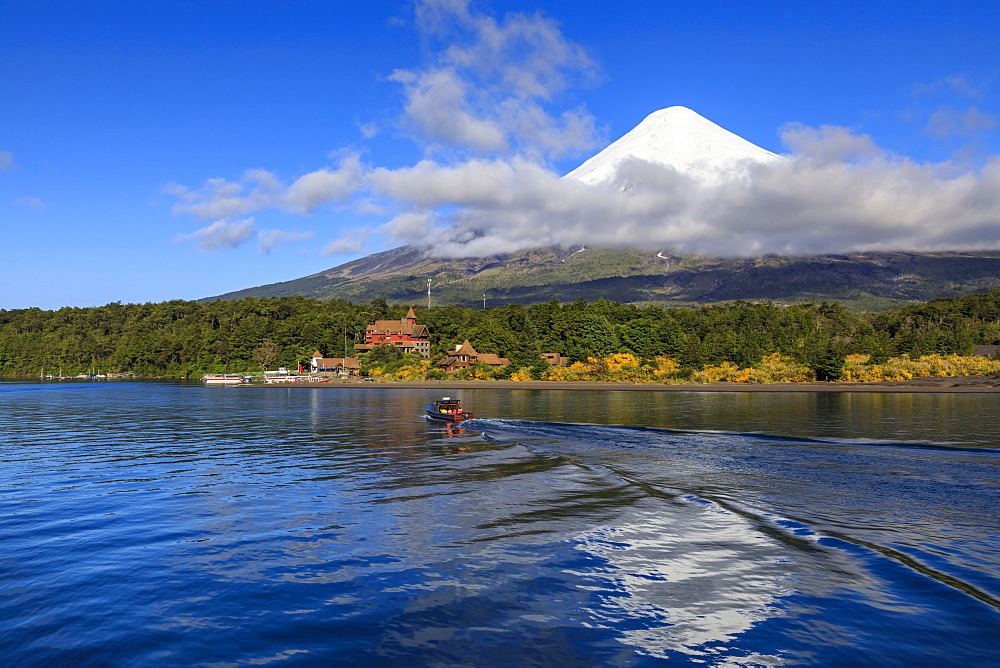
left=241, top=375, right=1000, bottom=393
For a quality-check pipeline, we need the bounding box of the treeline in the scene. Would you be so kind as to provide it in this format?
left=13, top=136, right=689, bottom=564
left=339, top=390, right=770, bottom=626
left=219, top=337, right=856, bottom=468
left=2, top=291, right=1000, bottom=378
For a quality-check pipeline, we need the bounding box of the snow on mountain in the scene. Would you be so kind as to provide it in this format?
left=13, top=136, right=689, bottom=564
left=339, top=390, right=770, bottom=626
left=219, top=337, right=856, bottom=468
left=564, top=106, right=781, bottom=187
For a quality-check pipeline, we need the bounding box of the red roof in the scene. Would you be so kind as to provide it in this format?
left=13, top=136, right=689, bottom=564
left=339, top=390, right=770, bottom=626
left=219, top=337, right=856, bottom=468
left=367, top=320, right=428, bottom=337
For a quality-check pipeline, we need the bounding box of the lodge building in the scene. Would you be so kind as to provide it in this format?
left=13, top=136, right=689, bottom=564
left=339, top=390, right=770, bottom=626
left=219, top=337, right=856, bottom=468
left=353, top=307, right=431, bottom=358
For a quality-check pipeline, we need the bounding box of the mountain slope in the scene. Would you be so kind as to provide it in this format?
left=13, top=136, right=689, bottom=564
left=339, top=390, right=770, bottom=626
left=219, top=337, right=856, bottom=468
left=205, top=246, right=1000, bottom=311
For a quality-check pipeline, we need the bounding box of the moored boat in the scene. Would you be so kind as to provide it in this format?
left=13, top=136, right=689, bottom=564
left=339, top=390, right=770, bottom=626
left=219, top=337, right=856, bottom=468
left=425, top=397, right=475, bottom=422
left=263, top=371, right=312, bottom=383
left=201, top=374, right=247, bottom=385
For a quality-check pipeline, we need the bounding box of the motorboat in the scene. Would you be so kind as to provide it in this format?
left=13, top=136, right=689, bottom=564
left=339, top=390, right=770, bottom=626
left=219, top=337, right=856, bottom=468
left=425, top=397, right=475, bottom=422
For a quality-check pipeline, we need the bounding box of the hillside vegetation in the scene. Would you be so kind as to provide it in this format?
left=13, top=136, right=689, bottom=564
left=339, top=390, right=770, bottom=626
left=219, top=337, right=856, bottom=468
left=207, top=246, right=1000, bottom=311
left=3, top=290, right=1000, bottom=381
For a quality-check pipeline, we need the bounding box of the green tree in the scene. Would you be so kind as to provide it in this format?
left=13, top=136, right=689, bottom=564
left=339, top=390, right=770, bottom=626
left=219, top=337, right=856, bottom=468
left=369, top=343, right=403, bottom=364
left=813, top=343, right=846, bottom=381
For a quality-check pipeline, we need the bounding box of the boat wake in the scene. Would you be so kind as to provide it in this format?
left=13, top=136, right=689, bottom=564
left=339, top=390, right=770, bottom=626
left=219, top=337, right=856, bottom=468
left=456, top=417, right=1000, bottom=660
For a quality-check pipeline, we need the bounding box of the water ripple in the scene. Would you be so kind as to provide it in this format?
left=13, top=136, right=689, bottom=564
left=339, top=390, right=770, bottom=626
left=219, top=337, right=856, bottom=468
left=2, top=382, right=1000, bottom=664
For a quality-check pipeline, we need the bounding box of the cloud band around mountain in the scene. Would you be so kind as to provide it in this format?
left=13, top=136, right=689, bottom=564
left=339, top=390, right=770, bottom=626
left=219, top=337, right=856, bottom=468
left=170, top=135, right=1000, bottom=259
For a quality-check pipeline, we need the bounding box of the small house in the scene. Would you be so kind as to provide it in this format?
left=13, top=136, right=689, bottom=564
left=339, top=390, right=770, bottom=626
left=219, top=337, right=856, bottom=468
left=436, top=340, right=510, bottom=373
left=541, top=353, right=570, bottom=366
left=310, top=352, right=361, bottom=376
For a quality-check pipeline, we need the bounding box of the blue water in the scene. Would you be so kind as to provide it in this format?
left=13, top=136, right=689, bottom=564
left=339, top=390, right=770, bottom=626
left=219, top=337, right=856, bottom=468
left=2, top=381, right=999, bottom=665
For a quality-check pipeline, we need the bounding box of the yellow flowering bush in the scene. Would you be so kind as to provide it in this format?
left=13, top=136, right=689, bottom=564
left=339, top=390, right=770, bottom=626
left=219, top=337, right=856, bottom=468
left=650, top=355, right=680, bottom=380
left=754, top=353, right=814, bottom=383
left=599, top=353, right=645, bottom=382
left=841, top=354, right=1000, bottom=382
left=389, top=359, right=431, bottom=381
left=647, top=353, right=814, bottom=384
left=510, top=368, right=533, bottom=381
left=542, top=361, right=592, bottom=381
left=372, top=350, right=998, bottom=385
left=605, top=352, right=638, bottom=372
left=464, top=364, right=494, bottom=380
left=692, top=362, right=741, bottom=383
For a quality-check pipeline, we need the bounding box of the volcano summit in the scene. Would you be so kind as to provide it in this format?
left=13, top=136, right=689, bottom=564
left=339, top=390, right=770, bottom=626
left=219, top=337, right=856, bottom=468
left=564, top=106, right=781, bottom=188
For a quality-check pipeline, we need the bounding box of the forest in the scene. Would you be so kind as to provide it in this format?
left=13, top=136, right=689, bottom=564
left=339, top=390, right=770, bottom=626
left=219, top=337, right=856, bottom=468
left=2, top=290, right=1000, bottom=382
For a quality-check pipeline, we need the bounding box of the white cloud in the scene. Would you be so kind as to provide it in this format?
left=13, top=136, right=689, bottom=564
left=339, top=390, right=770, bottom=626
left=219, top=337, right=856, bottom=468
left=282, top=155, right=365, bottom=214
left=174, top=219, right=316, bottom=254
left=925, top=106, right=998, bottom=138
left=174, top=218, right=256, bottom=251
left=392, top=0, right=603, bottom=158
left=0, top=151, right=14, bottom=171
left=914, top=74, right=986, bottom=100
left=169, top=171, right=280, bottom=220
left=369, top=157, right=548, bottom=208
left=377, top=210, right=436, bottom=242
left=909, top=74, right=997, bottom=159
left=350, top=127, right=1000, bottom=259
left=323, top=230, right=369, bottom=256
left=14, top=196, right=45, bottom=209
left=168, top=155, right=364, bottom=225
left=390, top=66, right=509, bottom=152
left=257, top=229, right=315, bottom=253
left=778, top=124, right=880, bottom=165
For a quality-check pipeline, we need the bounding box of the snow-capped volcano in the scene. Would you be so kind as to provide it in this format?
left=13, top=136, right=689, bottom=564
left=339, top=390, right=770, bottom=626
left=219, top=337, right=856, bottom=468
left=564, top=106, right=781, bottom=187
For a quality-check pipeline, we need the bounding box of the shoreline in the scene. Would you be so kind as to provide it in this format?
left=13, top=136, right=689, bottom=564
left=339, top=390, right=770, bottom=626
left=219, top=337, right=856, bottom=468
left=238, top=375, right=1000, bottom=393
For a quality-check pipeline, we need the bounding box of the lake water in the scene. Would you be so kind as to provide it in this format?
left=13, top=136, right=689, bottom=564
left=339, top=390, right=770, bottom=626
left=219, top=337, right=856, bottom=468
left=2, top=380, right=999, bottom=665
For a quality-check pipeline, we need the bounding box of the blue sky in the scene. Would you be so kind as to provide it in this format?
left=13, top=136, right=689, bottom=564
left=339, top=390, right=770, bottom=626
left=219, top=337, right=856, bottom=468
left=2, top=0, right=999, bottom=310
